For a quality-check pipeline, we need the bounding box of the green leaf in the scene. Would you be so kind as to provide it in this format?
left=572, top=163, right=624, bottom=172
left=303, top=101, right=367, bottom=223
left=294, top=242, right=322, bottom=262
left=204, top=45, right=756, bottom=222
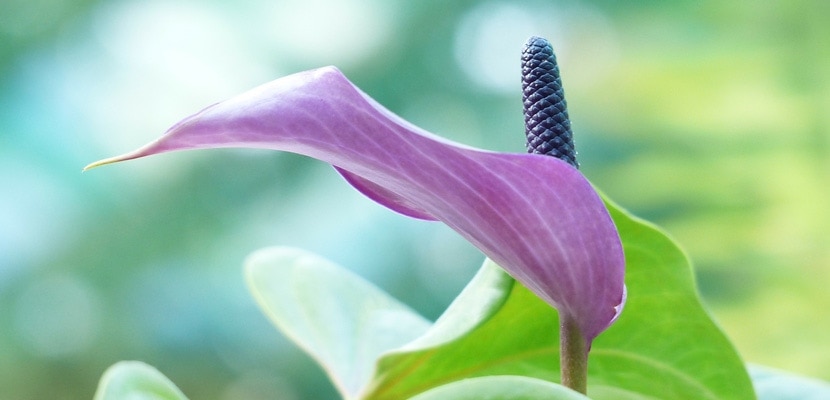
left=93, top=361, right=188, bottom=400
left=393, top=258, right=515, bottom=350
left=362, top=196, right=755, bottom=400
left=363, top=260, right=555, bottom=400
left=244, top=247, right=431, bottom=400
left=750, top=365, right=830, bottom=400
left=408, top=376, right=591, bottom=400
left=587, top=196, right=756, bottom=399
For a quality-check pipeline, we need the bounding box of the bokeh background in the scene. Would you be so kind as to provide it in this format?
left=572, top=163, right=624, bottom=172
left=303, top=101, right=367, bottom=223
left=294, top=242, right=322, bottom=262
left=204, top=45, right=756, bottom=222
left=1, top=0, right=828, bottom=398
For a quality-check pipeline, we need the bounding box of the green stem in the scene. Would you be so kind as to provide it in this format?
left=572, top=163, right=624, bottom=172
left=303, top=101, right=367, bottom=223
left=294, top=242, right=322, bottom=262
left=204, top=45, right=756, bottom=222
left=560, top=314, right=588, bottom=394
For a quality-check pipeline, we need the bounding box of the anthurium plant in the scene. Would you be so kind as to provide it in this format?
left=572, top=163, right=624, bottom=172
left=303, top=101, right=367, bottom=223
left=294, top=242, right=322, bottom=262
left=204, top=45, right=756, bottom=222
left=87, top=37, right=829, bottom=399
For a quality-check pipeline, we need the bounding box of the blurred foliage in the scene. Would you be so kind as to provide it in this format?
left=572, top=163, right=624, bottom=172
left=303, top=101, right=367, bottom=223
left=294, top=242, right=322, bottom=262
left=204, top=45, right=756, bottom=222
left=0, top=0, right=827, bottom=399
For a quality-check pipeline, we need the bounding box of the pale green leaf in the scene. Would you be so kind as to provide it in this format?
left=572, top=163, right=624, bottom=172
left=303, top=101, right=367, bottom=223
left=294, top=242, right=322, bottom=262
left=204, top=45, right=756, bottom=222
left=244, top=247, right=431, bottom=400
left=751, top=365, right=830, bottom=400
left=93, top=361, right=188, bottom=400
left=408, top=376, right=591, bottom=400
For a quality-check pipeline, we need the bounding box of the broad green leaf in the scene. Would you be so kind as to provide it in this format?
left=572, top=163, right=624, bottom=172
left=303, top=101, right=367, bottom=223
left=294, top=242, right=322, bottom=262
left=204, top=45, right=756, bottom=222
left=408, top=376, right=591, bottom=400
left=93, top=361, right=188, bottom=400
left=750, top=365, right=830, bottom=400
left=244, top=247, right=431, bottom=400
left=362, top=197, right=755, bottom=400
left=586, top=197, right=755, bottom=399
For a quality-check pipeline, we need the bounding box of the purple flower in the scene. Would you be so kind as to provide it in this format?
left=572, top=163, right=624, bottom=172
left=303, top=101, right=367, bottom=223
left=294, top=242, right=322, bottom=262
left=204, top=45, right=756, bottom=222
left=86, top=67, right=625, bottom=344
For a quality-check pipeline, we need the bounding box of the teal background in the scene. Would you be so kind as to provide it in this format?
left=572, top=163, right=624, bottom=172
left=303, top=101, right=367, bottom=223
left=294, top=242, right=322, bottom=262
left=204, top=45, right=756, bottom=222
left=1, top=0, right=828, bottom=398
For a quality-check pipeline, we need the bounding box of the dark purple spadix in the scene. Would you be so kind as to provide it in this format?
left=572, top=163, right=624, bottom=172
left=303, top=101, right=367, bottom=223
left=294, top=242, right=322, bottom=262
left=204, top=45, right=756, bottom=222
left=522, top=36, right=577, bottom=168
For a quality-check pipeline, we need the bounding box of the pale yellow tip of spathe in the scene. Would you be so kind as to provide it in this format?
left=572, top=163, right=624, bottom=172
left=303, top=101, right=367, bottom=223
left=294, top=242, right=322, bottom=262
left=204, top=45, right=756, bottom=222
left=82, top=154, right=129, bottom=172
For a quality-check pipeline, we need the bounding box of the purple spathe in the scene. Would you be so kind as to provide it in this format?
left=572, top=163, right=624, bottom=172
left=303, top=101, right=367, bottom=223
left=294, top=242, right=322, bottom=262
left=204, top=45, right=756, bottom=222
left=87, top=66, right=626, bottom=344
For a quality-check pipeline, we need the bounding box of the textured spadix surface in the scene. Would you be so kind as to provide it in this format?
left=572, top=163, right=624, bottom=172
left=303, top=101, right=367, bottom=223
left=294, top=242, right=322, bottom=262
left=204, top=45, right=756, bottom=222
left=86, top=67, right=624, bottom=343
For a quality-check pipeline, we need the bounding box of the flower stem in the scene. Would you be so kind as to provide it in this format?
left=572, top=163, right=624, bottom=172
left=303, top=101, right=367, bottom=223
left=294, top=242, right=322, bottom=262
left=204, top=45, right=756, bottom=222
left=560, top=314, right=588, bottom=394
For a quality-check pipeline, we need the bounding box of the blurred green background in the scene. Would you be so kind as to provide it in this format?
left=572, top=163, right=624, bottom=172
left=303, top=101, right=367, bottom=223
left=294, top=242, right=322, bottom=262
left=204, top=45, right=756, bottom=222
left=1, top=0, right=828, bottom=398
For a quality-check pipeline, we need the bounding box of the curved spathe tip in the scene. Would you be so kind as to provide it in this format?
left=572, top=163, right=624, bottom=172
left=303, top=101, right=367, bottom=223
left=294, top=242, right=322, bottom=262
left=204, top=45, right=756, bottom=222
left=83, top=154, right=133, bottom=171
